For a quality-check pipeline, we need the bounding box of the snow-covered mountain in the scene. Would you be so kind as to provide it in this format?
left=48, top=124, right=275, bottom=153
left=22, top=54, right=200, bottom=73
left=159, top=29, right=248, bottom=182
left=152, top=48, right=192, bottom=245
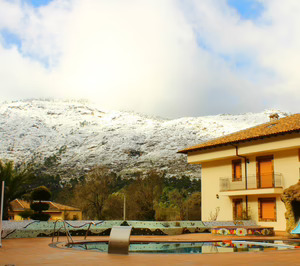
left=0, top=99, right=290, bottom=179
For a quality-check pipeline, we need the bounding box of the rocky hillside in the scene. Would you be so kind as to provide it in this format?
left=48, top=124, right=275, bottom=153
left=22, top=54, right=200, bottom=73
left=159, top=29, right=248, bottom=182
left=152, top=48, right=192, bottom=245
left=0, top=99, right=290, bottom=179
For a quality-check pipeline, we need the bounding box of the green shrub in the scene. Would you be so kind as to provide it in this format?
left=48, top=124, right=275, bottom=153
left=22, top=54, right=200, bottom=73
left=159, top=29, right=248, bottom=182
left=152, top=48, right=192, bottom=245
left=31, top=186, right=51, bottom=201
left=31, top=213, right=51, bottom=221
left=19, top=209, right=34, bottom=219
left=30, top=202, right=50, bottom=212
left=30, top=186, right=51, bottom=221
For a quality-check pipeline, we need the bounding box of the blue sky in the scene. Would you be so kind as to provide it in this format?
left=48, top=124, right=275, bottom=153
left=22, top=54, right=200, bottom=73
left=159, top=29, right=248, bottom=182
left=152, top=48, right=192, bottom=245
left=1, top=0, right=55, bottom=54
left=0, top=28, right=21, bottom=49
left=228, top=0, right=264, bottom=19
left=0, top=0, right=299, bottom=118
left=23, top=0, right=53, bottom=7
left=25, top=0, right=265, bottom=17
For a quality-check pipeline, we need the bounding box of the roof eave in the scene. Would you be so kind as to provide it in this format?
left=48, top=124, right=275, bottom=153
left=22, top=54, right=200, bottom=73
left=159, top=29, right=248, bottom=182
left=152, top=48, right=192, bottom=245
left=178, top=130, right=300, bottom=154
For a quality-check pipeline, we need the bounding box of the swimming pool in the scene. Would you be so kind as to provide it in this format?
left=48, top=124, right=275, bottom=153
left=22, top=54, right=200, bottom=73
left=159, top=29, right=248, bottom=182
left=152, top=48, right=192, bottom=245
left=64, top=240, right=300, bottom=254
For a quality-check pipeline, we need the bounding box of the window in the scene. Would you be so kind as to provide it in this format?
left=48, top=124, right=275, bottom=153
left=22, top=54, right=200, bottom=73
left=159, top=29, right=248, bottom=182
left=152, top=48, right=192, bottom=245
left=259, top=198, right=276, bottom=222
left=232, top=159, right=242, bottom=181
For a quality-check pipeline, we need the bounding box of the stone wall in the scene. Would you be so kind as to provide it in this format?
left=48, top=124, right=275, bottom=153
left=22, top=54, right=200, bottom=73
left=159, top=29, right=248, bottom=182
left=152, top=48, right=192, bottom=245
left=281, top=180, right=300, bottom=236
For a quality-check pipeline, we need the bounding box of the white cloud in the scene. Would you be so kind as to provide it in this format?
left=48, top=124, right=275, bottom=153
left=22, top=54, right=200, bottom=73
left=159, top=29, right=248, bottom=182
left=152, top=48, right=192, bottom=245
left=0, top=44, right=50, bottom=99
left=0, top=0, right=22, bottom=30
left=0, top=0, right=299, bottom=117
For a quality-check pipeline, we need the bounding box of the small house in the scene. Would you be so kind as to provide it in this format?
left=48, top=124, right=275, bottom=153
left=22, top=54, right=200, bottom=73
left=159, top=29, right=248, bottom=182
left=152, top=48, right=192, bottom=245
left=9, top=199, right=82, bottom=221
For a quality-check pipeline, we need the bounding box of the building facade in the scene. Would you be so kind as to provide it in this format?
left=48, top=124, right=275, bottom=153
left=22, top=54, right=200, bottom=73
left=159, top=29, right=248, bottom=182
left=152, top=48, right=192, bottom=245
left=179, top=114, right=300, bottom=231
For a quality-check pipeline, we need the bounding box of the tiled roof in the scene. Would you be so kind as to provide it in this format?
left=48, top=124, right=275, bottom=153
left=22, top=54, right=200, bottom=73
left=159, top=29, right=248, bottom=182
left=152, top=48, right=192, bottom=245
left=49, top=202, right=81, bottom=211
left=9, top=199, right=81, bottom=212
left=179, top=114, right=300, bottom=154
left=9, top=199, right=30, bottom=211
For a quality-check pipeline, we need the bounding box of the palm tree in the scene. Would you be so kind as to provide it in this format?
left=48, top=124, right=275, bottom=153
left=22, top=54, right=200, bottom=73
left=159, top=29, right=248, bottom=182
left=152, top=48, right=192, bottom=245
left=0, top=160, right=34, bottom=220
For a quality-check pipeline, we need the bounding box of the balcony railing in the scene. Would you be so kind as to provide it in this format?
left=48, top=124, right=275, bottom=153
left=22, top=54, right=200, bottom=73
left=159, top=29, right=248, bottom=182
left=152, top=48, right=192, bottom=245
left=219, top=173, right=283, bottom=192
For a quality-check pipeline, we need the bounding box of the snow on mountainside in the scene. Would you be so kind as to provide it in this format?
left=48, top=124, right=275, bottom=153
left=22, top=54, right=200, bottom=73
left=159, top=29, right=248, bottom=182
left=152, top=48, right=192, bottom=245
left=0, top=99, right=290, bottom=179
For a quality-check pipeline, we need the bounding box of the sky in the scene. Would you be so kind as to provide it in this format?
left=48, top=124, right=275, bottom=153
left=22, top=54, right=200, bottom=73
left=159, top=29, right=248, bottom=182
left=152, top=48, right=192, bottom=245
left=0, top=0, right=299, bottom=118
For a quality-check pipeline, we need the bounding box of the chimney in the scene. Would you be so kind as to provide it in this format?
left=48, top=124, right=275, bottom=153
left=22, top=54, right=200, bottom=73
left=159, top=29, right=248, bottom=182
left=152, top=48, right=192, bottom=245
left=269, top=113, right=279, bottom=122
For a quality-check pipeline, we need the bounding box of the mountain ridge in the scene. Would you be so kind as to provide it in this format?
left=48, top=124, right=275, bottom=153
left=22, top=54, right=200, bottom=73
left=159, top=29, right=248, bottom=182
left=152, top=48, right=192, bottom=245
left=0, top=99, right=290, bottom=179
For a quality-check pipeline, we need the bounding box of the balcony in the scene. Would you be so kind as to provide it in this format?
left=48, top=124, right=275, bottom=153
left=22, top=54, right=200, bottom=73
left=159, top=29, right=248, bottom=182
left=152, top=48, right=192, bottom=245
left=219, top=173, right=284, bottom=196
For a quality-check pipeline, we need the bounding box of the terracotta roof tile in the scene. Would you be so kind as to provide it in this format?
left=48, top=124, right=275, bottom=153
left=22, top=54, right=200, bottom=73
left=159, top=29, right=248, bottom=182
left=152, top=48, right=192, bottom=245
left=9, top=199, right=80, bottom=212
left=9, top=199, right=30, bottom=211
left=49, top=202, right=81, bottom=211
left=179, top=113, right=300, bottom=154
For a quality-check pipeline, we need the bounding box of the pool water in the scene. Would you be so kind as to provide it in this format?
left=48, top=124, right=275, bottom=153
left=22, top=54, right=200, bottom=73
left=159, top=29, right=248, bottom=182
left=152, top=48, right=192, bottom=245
left=66, top=241, right=300, bottom=254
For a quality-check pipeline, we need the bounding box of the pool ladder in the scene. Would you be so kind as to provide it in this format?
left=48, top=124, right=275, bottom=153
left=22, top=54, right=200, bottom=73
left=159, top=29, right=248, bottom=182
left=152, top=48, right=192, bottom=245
left=52, top=219, right=97, bottom=244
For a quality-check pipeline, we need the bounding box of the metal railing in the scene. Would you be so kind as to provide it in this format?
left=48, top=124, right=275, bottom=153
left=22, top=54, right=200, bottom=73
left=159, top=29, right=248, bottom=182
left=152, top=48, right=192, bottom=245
left=52, top=219, right=98, bottom=244
left=220, top=173, right=283, bottom=192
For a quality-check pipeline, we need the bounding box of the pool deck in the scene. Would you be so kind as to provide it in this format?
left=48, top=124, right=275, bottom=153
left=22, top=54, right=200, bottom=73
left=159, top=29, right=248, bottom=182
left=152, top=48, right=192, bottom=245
left=1, top=232, right=300, bottom=265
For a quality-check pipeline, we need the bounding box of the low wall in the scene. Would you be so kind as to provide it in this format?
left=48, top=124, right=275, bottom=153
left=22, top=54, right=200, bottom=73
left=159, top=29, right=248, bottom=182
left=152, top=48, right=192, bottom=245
left=1, top=220, right=257, bottom=239
left=211, top=226, right=274, bottom=236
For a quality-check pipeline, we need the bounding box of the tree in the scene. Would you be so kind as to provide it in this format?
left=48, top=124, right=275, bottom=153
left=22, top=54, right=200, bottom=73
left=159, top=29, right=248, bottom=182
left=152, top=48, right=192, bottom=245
left=154, top=201, right=180, bottom=221
left=156, top=189, right=201, bottom=221
left=28, top=173, right=62, bottom=200
left=164, top=176, right=201, bottom=194
left=126, top=170, right=164, bottom=220
left=155, top=188, right=186, bottom=220
left=30, top=186, right=52, bottom=221
left=168, top=189, right=186, bottom=220
left=102, top=193, right=124, bottom=220
left=72, top=166, right=118, bottom=220
left=185, top=192, right=201, bottom=220
left=0, top=160, right=35, bottom=219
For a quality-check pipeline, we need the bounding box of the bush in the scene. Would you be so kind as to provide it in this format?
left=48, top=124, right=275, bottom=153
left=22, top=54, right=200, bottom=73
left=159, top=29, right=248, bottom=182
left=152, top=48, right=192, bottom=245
left=30, top=186, right=51, bottom=221
left=19, top=209, right=34, bottom=219
left=31, top=213, right=51, bottom=221
left=31, top=186, right=51, bottom=201
left=30, top=202, right=50, bottom=212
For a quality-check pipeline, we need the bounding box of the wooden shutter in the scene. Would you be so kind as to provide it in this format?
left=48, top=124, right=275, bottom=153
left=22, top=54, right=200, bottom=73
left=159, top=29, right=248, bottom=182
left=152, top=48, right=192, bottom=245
left=257, top=156, right=273, bottom=188
left=259, top=198, right=276, bottom=221
left=236, top=163, right=241, bottom=179
left=233, top=199, right=243, bottom=219
left=232, top=160, right=242, bottom=181
left=237, top=201, right=243, bottom=218
left=260, top=160, right=273, bottom=187
left=262, top=201, right=275, bottom=219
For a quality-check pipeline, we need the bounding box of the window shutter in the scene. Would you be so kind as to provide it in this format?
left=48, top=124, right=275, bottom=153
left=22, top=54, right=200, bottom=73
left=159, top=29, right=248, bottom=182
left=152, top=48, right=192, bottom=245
left=236, top=164, right=241, bottom=179
left=232, top=160, right=242, bottom=181
left=262, top=201, right=275, bottom=219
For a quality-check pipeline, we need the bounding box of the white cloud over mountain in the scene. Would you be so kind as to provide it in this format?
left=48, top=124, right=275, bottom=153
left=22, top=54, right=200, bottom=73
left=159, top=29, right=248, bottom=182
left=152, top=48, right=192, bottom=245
left=0, top=0, right=299, bottom=118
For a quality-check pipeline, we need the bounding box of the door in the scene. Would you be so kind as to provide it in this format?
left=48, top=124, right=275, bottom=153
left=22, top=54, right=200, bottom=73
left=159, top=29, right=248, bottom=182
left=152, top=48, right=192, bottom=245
left=233, top=199, right=243, bottom=220
left=257, top=156, right=274, bottom=188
